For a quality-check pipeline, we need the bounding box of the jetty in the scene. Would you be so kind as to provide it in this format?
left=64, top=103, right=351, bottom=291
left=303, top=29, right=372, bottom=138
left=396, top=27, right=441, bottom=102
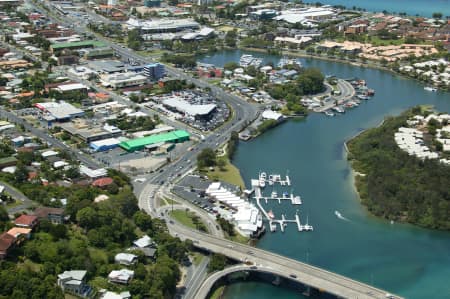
left=251, top=172, right=312, bottom=233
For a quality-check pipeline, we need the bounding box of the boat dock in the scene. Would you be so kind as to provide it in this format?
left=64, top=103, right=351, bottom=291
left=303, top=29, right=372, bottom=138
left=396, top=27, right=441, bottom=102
left=254, top=186, right=311, bottom=233
left=257, top=192, right=302, bottom=205
left=265, top=173, right=291, bottom=186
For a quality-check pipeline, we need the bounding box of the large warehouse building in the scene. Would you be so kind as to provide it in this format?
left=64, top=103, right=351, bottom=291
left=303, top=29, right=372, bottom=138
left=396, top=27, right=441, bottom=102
left=162, top=97, right=217, bottom=120
left=119, top=130, right=190, bottom=152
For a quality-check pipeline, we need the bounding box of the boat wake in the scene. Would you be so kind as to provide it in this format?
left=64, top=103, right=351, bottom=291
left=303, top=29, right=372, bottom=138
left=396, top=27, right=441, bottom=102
left=334, top=210, right=350, bottom=221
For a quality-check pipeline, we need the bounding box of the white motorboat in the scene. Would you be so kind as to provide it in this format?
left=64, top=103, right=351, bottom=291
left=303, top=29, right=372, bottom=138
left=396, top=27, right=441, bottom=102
left=424, top=86, right=437, bottom=92
left=324, top=110, right=335, bottom=117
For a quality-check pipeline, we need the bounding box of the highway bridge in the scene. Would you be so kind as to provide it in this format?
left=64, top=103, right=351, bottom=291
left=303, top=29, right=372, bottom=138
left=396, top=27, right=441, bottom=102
left=167, top=222, right=402, bottom=299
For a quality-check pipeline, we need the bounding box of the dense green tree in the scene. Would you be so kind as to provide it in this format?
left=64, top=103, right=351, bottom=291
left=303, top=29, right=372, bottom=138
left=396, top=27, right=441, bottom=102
left=224, top=30, right=237, bottom=47
left=207, top=253, right=228, bottom=273
left=348, top=109, right=450, bottom=230
left=127, top=28, right=143, bottom=50
left=76, top=206, right=98, bottom=229
left=197, top=148, right=217, bottom=168
left=134, top=210, right=154, bottom=231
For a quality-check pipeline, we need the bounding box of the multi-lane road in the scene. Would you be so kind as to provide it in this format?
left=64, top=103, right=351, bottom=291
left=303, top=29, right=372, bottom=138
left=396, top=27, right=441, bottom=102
left=167, top=221, right=402, bottom=299
left=15, top=4, right=400, bottom=298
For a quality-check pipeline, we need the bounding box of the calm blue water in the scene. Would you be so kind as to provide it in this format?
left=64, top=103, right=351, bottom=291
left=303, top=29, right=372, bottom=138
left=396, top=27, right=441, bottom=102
left=303, top=0, right=450, bottom=17
left=199, top=50, right=450, bottom=299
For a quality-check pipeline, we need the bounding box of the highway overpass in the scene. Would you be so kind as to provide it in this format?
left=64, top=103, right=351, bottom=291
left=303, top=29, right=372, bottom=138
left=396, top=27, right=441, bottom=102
left=168, top=222, right=402, bottom=299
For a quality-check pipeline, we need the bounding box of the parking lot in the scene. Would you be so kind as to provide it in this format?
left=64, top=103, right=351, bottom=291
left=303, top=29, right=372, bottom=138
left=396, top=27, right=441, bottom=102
left=172, top=174, right=241, bottom=215
left=149, top=90, right=230, bottom=132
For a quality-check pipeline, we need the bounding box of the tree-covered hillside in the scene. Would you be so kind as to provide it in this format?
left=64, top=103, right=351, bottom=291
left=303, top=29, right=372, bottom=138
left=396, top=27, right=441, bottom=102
left=347, top=109, right=450, bottom=230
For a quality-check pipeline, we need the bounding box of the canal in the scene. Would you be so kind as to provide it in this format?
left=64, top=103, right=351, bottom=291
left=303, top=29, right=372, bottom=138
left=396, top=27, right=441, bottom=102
left=199, top=50, right=450, bottom=299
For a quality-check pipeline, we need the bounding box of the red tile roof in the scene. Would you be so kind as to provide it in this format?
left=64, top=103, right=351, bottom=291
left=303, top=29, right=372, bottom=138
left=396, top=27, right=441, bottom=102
left=14, top=214, right=38, bottom=227
left=92, top=177, right=114, bottom=187
left=0, top=232, right=16, bottom=253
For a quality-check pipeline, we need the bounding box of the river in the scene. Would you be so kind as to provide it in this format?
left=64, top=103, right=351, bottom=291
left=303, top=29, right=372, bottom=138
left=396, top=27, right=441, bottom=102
left=198, top=50, right=450, bottom=299
left=302, top=0, right=450, bottom=17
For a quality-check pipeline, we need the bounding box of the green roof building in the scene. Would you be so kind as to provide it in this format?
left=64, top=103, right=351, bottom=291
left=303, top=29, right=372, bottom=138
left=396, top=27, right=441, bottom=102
left=50, top=40, right=106, bottom=53
left=119, top=130, right=190, bottom=152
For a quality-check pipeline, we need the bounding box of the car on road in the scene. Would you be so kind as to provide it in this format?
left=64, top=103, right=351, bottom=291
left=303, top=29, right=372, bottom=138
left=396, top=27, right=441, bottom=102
left=134, top=178, right=146, bottom=183
left=289, top=274, right=297, bottom=279
left=247, top=251, right=254, bottom=255
left=250, top=266, right=257, bottom=270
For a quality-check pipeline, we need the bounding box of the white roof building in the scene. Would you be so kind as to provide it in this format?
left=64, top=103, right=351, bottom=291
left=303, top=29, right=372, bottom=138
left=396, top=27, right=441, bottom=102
left=53, top=161, right=69, bottom=169
left=261, top=110, right=284, bottom=121
left=274, top=7, right=335, bottom=25
left=115, top=253, right=138, bottom=265
left=206, top=183, right=263, bottom=237
left=126, top=18, right=200, bottom=33
left=35, top=101, right=84, bottom=121
left=56, top=83, right=88, bottom=92
left=41, top=150, right=59, bottom=158
left=101, top=291, right=131, bottom=299
left=100, top=72, right=147, bottom=89
left=162, top=97, right=216, bottom=117
left=133, top=235, right=154, bottom=248
left=108, top=269, right=134, bottom=284
left=79, top=165, right=108, bottom=178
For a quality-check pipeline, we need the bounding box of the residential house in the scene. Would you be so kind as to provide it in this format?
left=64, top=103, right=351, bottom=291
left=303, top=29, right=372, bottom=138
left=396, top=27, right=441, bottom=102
left=100, top=291, right=131, bottom=299
left=34, top=207, right=66, bottom=224
left=0, top=232, right=16, bottom=259
left=57, top=270, right=92, bottom=297
left=114, top=253, right=138, bottom=266
left=108, top=269, right=134, bottom=284
left=131, top=235, right=157, bottom=258
left=92, top=177, right=114, bottom=188
left=7, top=227, right=32, bottom=244
left=14, top=214, right=39, bottom=229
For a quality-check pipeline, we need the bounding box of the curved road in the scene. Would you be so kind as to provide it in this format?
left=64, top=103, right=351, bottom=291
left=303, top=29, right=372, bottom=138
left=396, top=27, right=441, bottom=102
left=167, top=222, right=402, bottom=299
left=25, top=4, right=400, bottom=298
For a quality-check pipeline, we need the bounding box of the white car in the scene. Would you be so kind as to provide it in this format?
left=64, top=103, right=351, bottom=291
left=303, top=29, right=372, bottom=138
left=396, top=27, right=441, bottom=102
left=134, top=178, right=146, bottom=183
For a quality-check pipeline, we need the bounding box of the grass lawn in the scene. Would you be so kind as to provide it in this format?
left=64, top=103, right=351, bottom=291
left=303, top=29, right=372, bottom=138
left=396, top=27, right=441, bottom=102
left=217, top=25, right=241, bottom=32
left=208, top=78, right=222, bottom=85
left=160, top=197, right=178, bottom=206
left=204, top=159, right=245, bottom=189
left=209, top=285, right=226, bottom=299
left=368, top=36, right=406, bottom=46
left=6, top=200, right=24, bottom=209
left=191, top=252, right=205, bottom=266
left=170, top=210, right=207, bottom=231
left=227, top=230, right=250, bottom=245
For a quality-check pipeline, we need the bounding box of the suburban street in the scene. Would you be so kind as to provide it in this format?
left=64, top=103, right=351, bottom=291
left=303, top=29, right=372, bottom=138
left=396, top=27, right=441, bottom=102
left=0, top=108, right=100, bottom=168
left=0, top=181, right=33, bottom=214
left=10, top=3, right=401, bottom=299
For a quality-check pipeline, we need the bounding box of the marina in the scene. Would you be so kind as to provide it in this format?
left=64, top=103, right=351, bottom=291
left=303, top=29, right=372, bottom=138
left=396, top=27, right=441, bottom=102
left=200, top=49, right=450, bottom=299
left=251, top=172, right=312, bottom=233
